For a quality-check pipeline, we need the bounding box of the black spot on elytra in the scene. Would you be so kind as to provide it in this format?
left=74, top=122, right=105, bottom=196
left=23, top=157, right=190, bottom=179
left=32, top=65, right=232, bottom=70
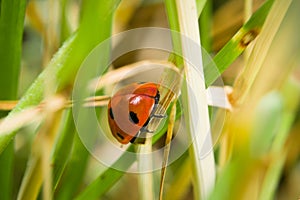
left=129, top=111, right=139, bottom=124
left=116, top=132, right=124, bottom=140
left=109, top=108, right=114, bottom=119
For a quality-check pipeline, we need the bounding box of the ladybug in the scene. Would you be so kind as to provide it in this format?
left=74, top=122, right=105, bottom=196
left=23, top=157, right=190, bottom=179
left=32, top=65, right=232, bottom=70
left=107, top=82, right=160, bottom=144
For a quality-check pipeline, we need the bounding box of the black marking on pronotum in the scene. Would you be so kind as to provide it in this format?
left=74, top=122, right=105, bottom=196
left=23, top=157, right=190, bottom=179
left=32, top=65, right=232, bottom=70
left=129, top=111, right=139, bottom=124
left=109, top=108, right=114, bottom=119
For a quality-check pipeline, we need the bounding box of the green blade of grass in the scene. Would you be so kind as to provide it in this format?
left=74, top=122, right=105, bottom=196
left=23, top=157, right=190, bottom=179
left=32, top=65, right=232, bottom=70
left=199, top=0, right=212, bottom=52
left=0, top=144, right=14, bottom=200
left=232, top=0, right=292, bottom=104
left=54, top=134, right=90, bottom=200
left=272, top=78, right=300, bottom=153
left=258, top=152, right=286, bottom=200
left=205, top=0, right=274, bottom=86
left=0, top=0, right=26, bottom=199
left=0, top=0, right=26, bottom=100
left=259, top=76, right=300, bottom=200
left=250, top=92, right=283, bottom=157
left=195, top=0, right=207, bottom=17
left=208, top=155, right=253, bottom=200
left=52, top=109, right=76, bottom=189
left=0, top=0, right=121, bottom=153
left=164, top=0, right=183, bottom=66
left=74, top=144, right=136, bottom=200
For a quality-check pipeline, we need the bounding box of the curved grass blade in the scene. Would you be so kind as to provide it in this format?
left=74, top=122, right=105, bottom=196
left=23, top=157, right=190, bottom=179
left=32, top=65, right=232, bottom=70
left=232, top=0, right=292, bottom=104
left=159, top=101, right=177, bottom=200
left=205, top=0, right=275, bottom=86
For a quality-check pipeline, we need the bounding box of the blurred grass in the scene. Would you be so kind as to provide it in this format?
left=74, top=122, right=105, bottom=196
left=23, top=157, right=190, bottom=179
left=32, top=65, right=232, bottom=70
left=199, top=0, right=212, bottom=52
left=17, top=102, right=64, bottom=200
left=59, top=0, right=71, bottom=44
left=164, top=0, right=183, bottom=66
left=0, top=0, right=120, bottom=151
left=52, top=110, right=76, bottom=190
left=55, top=134, right=90, bottom=200
left=212, top=0, right=299, bottom=199
left=0, top=0, right=26, bottom=199
left=1, top=0, right=120, bottom=199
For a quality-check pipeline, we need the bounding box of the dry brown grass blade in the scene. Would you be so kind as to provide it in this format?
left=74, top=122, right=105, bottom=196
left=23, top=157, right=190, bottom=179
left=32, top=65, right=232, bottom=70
left=0, top=100, right=19, bottom=111
left=137, top=134, right=154, bottom=200
left=159, top=100, right=177, bottom=200
left=17, top=96, right=65, bottom=200
left=0, top=95, right=111, bottom=112
left=176, top=0, right=216, bottom=198
left=26, top=1, right=45, bottom=37
left=89, top=60, right=180, bottom=91
left=0, top=96, right=66, bottom=139
left=0, top=107, right=42, bottom=136
left=114, top=0, right=142, bottom=33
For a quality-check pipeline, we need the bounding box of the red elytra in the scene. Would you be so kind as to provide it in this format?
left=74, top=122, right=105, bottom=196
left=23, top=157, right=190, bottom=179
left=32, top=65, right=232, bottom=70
left=107, top=82, right=160, bottom=144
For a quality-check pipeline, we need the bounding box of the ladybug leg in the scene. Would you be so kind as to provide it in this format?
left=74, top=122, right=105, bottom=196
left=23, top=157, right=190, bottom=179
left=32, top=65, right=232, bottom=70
left=130, top=136, right=146, bottom=144
left=145, top=129, right=155, bottom=133
left=152, top=114, right=167, bottom=118
left=130, top=130, right=147, bottom=144
left=140, top=126, right=155, bottom=133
